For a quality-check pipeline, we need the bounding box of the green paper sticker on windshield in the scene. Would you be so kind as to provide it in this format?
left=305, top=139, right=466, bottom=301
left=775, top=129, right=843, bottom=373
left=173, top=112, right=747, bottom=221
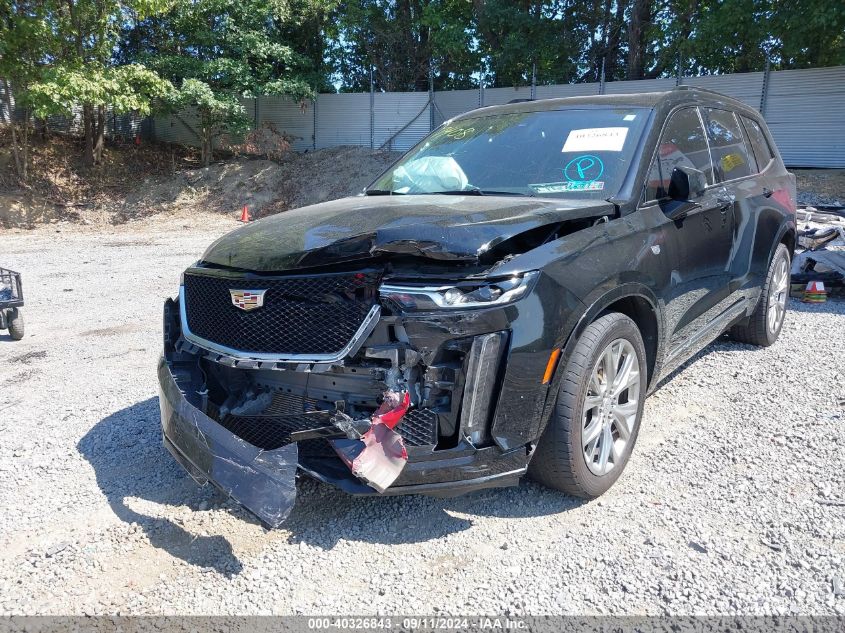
left=530, top=181, right=605, bottom=194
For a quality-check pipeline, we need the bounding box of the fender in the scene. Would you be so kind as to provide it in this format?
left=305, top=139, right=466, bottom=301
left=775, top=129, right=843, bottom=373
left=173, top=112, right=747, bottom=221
left=533, top=282, right=665, bottom=441
left=773, top=220, right=796, bottom=259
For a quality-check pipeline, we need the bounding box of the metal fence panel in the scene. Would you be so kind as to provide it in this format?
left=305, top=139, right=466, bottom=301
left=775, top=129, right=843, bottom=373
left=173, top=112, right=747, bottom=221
left=0, top=81, right=13, bottom=123
left=535, top=83, right=599, bottom=99
left=45, top=107, right=83, bottom=135
left=107, top=110, right=144, bottom=140
left=257, top=96, right=314, bottom=151
left=152, top=100, right=252, bottom=148
left=764, top=66, right=845, bottom=167
left=433, top=89, right=480, bottom=125
left=683, top=72, right=765, bottom=109
left=603, top=78, right=676, bottom=95
left=152, top=111, right=200, bottom=146
left=482, top=86, right=530, bottom=106
left=373, top=92, right=430, bottom=151
left=6, top=66, right=841, bottom=168
left=315, top=93, right=371, bottom=149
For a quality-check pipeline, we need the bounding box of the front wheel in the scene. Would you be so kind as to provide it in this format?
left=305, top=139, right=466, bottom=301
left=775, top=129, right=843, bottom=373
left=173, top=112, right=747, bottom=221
left=729, top=243, right=790, bottom=347
left=529, top=312, right=647, bottom=498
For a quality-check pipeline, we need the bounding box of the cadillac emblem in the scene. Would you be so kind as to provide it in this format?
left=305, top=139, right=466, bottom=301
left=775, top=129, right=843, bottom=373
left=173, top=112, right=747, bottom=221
left=229, top=289, right=266, bottom=311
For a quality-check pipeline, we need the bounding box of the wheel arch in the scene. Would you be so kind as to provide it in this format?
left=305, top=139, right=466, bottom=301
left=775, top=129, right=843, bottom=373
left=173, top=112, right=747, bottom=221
left=576, top=285, right=663, bottom=388
left=536, top=283, right=665, bottom=438
left=779, top=226, right=796, bottom=256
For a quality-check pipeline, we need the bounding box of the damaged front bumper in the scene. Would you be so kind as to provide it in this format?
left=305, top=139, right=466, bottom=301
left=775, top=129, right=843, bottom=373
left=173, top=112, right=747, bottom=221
left=158, top=356, right=298, bottom=527
left=159, top=355, right=528, bottom=526
left=157, top=265, right=581, bottom=527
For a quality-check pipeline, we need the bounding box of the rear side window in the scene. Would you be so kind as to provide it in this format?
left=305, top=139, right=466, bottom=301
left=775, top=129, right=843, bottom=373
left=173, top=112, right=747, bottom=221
left=644, top=107, right=713, bottom=201
left=741, top=116, right=775, bottom=171
left=703, top=108, right=753, bottom=181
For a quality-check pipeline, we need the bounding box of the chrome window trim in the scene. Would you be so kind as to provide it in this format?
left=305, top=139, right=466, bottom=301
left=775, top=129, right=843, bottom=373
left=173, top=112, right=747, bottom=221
left=641, top=105, right=715, bottom=205
left=178, top=285, right=382, bottom=363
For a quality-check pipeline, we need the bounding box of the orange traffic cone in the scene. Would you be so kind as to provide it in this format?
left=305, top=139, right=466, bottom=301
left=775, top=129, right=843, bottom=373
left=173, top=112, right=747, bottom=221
left=803, top=280, right=827, bottom=303
left=239, top=205, right=250, bottom=222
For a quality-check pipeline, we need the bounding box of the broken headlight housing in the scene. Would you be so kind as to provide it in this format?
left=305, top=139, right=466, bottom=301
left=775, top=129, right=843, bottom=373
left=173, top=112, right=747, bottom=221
left=380, top=271, right=539, bottom=311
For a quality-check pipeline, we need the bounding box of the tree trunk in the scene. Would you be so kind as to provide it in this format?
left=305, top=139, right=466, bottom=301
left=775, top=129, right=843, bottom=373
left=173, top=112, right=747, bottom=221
left=3, top=79, right=24, bottom=180
left=603, top=0, right=626, bottom=81
left=93, top=105, right=106, bottom=164
left=626, top=0, right=651, bottom=80
left=82, top=103, right=95, bottom=167
left=21, top=108, right=29, bottom=181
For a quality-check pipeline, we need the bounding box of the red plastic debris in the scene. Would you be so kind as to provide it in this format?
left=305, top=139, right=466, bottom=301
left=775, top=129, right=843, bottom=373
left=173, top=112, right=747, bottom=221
left=329, top=390, right=411, bottom=492
left=372, top=391, right=411, bottom=429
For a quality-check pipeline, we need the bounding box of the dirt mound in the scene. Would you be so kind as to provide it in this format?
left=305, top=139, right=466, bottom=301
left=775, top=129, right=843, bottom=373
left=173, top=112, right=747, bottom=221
left=118, top=146, right=398, bottom=222
left=0, top=130, right=399, bottom=228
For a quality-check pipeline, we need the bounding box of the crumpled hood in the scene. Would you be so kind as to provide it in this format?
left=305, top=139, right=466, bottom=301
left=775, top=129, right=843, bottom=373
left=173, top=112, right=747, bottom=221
left=201, top=194, right=614, bottom=271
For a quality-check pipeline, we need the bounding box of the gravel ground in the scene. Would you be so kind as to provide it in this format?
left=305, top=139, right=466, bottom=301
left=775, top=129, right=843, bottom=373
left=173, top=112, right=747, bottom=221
left=794, top=169, right=845, bottom=208
left=0, top=215, right=843, bottom=617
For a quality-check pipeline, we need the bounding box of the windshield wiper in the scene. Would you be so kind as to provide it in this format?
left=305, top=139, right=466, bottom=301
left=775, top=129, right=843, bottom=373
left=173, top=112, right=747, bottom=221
left=425, top=188, right=534, bottom=197
left=364, top=189, right=406, bottom=196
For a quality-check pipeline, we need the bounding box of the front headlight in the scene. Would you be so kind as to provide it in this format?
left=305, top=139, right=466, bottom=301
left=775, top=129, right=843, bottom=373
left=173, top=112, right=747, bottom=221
left=379, top=271, right=539, bottom=311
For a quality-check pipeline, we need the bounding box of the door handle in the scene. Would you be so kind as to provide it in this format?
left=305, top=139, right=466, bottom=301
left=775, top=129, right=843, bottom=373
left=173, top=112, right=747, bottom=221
left=716, top=191, right=734, bottom=212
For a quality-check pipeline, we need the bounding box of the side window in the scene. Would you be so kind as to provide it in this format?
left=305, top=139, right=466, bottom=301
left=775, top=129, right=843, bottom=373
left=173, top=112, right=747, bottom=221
left=703, top=108, right=753, bottom=181
left=644, top=107, right=713, bottom=201
left=741, top=115, right=775, bottom=172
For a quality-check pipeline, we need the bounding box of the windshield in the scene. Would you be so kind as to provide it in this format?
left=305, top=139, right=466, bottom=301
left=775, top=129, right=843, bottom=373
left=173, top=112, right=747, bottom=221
left=370, top=107, right=650, bottom=199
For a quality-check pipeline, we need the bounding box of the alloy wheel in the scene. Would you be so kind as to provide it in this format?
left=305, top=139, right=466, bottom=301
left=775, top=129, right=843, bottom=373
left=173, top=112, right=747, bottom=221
left=582, top=338, right=641, bottom=476
left=767, top=255, right=789, bottom=334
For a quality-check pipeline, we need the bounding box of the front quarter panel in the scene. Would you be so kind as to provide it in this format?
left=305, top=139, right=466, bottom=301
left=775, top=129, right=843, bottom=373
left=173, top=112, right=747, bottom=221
left=486, top=209, right=671, bottom=446
left=489, top=209, right=671, bottom=325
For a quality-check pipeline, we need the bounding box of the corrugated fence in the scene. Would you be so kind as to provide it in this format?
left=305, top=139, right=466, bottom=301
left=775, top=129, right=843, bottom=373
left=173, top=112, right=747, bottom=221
left=1, top=91, right=149, bottom=141
left=5, top=66, right=843, bottom=167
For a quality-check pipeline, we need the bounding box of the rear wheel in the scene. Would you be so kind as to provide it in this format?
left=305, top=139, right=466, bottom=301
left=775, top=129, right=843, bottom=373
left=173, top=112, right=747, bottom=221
left=729, top=243, right=790, bottom=347
left=7, top=308, right=24, bottom=340
left=529, top=312, right=647, bottom=498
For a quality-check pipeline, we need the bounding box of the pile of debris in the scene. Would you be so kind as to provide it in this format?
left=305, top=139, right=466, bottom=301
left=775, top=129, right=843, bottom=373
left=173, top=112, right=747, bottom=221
left=792, top=206, right=845, bottom=299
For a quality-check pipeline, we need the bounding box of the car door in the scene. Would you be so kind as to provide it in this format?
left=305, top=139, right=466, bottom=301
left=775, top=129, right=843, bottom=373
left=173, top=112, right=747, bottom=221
left=702, top=108, right=776, bottom=307
left=641, top=106, right=736, bottom=355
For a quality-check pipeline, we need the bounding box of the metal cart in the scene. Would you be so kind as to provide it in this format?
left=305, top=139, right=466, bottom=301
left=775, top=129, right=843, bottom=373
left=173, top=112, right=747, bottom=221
left=0, top=268, right=24, bottom=340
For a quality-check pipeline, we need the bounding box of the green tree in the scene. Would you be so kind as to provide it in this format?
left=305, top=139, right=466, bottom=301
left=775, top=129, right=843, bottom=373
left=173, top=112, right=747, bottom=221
left=126, top=0, right=336, bottom=165
left=771, top=0, right=845, bottom=68
left=0, top=0, right=53, bottom=180
left=28, top=63, right=173, bottom=154
left=652, top=0, right=844, bottom=77
left=25, top=0, right=174, bottom=166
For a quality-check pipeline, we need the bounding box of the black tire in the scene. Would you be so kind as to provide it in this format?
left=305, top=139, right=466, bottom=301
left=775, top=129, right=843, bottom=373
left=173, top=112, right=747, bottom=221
left=529, top=312, right=647, bottom=498
left=728, top=243, right=790, bottom=347
left=8, top=308, right=24, bottom=341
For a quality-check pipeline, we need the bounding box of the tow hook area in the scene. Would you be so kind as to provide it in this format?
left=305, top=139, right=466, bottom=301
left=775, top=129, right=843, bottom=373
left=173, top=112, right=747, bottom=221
left=329, top=390, right=412, bottom=493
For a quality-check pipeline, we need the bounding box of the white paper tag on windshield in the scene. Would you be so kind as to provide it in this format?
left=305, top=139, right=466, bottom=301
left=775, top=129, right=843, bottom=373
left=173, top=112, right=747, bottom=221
left=562, top=127, right=629, bottom=152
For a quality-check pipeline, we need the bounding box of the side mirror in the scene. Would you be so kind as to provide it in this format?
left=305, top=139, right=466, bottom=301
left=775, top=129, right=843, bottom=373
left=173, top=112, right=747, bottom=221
left=667, top=166, right=706, bottom=201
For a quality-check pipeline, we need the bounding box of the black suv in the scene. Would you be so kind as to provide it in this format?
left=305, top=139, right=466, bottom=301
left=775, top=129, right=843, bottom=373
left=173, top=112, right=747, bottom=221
left=159, top=87, right=796, bottom=526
